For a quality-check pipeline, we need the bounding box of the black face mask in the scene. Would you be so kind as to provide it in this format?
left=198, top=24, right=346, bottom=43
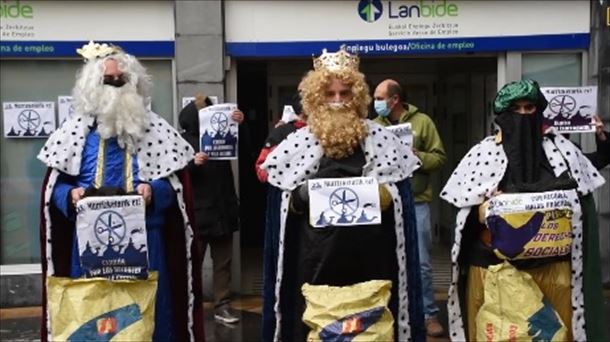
left=103, top=75, right=127, bottom=88
left=494, top=110, right=559, bottom=192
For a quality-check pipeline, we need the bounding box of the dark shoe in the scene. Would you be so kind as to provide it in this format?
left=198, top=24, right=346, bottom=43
left=426, top=316, right=444, bottom=337
left=214, top=307, right=240, bottom=324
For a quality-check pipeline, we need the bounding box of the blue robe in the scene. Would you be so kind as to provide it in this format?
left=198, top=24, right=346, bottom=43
left=51, top=130, right=176, bottom=341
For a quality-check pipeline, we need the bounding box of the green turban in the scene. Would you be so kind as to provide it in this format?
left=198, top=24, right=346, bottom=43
left=493, top=79, right=548, bottom=114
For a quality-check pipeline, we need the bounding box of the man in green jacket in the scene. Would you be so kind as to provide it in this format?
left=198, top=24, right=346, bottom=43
left=374, top=79, right=447, bottom=337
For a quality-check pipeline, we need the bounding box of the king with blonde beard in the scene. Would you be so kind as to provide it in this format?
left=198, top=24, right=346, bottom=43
left=260, top=48, right=427, bottom=342
left=37, top=42, right=205, bottom=341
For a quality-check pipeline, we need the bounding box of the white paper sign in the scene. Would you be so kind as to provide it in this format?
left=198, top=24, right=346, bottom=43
left=308, top=177, right=381, bottom=228
left=486, top=191, right=572, bottom=215
left=281, top=105, right=299, bottom=123
left=199, top=103, right=239, bottom=160
left=3, top=101, right=56, bottom=138
left=182, top=96, right=219, bottom=108
left=386, top=122, right=413, bottom=147
left=182, top=97, right=195, bottom=109
left=57, top=96, right=75, bottom=125
left=484, top=190, right=574, bottom=259
left=75, top=195, right=148, bottom=280
left=541, top=86, right=597, bottom=133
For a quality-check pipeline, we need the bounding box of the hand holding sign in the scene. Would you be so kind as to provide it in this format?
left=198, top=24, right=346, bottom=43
left=231, top=109, right=244, bottom=124
left=137, top=183, right=152, bottom=206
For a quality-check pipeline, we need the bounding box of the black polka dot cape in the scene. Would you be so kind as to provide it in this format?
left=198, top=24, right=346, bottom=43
left=440, top=130, right=605, bottom=341
left=37, top=112, right=203, bottom=341
left=261, top=120, right=424, bottom=341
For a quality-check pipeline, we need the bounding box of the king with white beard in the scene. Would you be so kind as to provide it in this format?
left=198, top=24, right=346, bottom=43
left=37, top=42, right=204, bottom=341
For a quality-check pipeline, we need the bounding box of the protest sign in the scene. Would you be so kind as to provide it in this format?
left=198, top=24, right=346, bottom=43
left=308, top=177, right=381, bottom=228
left=485, top=190, right=574, bottom=260
left=386, top=122, right=413, bottom=147
left=3, top=101, right=55, bottom=138
left=199, top=103, right=239, bottom=160
left=541, top=86, right=597, bottom=133
left=76, top=195, right=148, bottom=280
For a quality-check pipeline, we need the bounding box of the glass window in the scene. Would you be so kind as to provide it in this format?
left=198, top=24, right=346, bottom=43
left=522, top=53, right=583, bottom=145
left=522, top=53, right=582, bottom=86
left=0, top=59, right=173, bottom=265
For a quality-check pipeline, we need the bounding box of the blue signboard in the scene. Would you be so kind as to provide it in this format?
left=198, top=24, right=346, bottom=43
left=0, top=40, right=174, bottom=58
left=226, top=33, right=589, bottom=57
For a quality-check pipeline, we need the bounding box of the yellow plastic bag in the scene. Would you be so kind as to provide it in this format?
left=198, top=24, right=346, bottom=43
left=485, top=191, right=573, bottom=260
left=475, top=262, right=567, bottom=341
left=301, top=280, right=394, bottom=342
left=47, top=272, right=157, bottom=341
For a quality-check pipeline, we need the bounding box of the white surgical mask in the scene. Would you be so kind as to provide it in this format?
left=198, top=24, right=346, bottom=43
left=374, top=99, right=391, bottom=117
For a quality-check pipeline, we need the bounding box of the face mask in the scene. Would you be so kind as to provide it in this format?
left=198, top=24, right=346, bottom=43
left=374, top=99, right=391, bottom=117
left=328, top=102, right=345, bottom=110
left=103, top=75, right=127, bottom=88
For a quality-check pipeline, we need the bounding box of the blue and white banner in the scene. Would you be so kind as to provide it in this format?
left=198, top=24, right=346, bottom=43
left=75, top=195, right=148, bottom=280
left=0, top=40, right=174, bottom=58
left=225, top=1, right=590, bottom=57
left=225, top=34, right=589, bottom=57
left=0, top=1, right=174, bottom=57
left=199, top=103, right=239, bottom=160
left=308, top=177, right=381, bottom=228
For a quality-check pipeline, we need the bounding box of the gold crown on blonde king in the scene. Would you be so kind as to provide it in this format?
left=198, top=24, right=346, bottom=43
left=313, top=47, right=359, bottom=72
left=76, top=40, right=121, bottom=61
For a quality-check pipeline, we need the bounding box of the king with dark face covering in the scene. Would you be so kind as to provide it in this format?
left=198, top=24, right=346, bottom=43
left=440, top=79, right=607, bottom=341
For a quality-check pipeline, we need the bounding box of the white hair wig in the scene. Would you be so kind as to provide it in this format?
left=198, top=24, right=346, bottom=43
left=72, top=52, right=152, bottom=115
left=71, top=52, right=153, bottom=153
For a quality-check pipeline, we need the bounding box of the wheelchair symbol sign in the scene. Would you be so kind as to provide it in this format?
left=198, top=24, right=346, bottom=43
left=210, top=112, right=229, bottom=134
left=94, top=210, right=127, bottom=246
left=329, top=187, right=359, bottom=216
left=18, top=109, right=41, bottom=132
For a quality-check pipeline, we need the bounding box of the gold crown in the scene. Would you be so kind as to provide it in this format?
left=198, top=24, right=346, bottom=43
left=76, top=41, right=121, bottom=61
left=313, top=47, right=359, bottom=72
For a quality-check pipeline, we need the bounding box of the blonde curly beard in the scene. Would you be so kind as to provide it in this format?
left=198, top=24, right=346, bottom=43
left=308, top=103, right=368, bottom=159
left=301, top=70, right=369, bottom=159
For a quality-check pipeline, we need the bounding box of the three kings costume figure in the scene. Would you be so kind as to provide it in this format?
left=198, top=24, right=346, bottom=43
left=441, top=79, right=607, bottom=341
left=261, top=48, right=426, bottom=341
left=38, top=42, right=204, bottom=341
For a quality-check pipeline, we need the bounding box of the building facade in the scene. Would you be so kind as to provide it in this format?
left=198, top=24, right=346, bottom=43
left=1, top=0, right=608, bottom=306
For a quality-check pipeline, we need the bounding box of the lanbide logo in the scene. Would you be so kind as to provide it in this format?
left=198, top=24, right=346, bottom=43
left=358, top=0, right=383, bottom=23
left=0, top=0, right=34, bottom=19
left=358, top=0, right=459, bottom=22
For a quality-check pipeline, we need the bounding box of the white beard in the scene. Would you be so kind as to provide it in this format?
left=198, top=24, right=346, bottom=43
left=93, top=84, right=149, bottom=153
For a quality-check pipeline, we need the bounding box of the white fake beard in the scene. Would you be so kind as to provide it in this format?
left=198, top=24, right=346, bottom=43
left=94, top=84, right=149, bottom=153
